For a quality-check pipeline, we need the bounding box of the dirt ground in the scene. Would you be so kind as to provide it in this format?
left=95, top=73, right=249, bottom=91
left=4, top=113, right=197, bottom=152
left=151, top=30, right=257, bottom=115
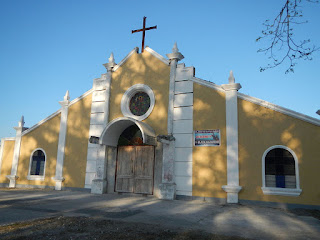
left=0, top=216, right=249, bottom=240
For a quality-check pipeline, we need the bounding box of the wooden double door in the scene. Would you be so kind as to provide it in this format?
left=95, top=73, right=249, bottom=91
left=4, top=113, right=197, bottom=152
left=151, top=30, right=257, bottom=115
left=115, top=146, right=154, bottom=195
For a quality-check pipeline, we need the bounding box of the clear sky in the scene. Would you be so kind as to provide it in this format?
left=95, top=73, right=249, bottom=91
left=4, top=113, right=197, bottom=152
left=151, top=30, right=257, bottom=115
left=0, top=0, right=319, bottom=139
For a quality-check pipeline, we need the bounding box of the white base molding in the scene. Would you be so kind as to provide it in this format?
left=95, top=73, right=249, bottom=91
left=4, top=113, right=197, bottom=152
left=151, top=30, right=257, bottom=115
left=91, top=179, right=107, bottom=194
left=6, top=175, right=19, bottom=188
left=222, top=185, right=242, bottom=203
left=159, top=183, right=176, bottom=200
left=261, top=187, right=302, bottom=196
left=52, top=177, right=65, bottom=191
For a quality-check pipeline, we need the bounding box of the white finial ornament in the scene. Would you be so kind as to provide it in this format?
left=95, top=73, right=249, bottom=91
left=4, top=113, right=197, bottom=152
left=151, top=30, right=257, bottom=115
left=19, top=115, right=25, bottom=127
left=109, top=52, right=115, bottom=64
left=228, top=70, right=235, bottom=84
left=64, top=90, right=70, bottom=101
left=172, top=42, right=179, bottom=53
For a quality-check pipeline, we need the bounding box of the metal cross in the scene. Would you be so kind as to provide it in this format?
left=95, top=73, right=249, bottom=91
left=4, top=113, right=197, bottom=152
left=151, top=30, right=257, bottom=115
left=132, top=17, right=157, bottom=53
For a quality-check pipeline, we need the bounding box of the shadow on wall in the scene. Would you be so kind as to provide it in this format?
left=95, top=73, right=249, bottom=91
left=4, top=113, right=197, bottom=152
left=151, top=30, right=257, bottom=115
left=192, top=83, right=227, bottom=199
left=9, top=92, right=93, bottom=189
left=238, top=98, right=320, bottom=205
left=109, top=50, right=170, bottom=136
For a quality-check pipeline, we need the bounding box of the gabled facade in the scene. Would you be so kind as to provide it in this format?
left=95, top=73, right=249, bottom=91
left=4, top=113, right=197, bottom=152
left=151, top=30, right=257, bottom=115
left=1, top=44, right=320, bottom=208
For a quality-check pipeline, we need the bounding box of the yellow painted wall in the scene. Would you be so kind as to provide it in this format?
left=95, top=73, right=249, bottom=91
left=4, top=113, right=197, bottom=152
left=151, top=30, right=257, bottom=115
left=17, top=114, right=61, bottom=186
left=0, top=140, right=15, bottom=184
left=63, top=93, right=92, bottom=188
left=238, top=98, right=320, bottom=206
left=193, top=83, right=227, bottom=198
left=109, top=50, right=170, bottom=135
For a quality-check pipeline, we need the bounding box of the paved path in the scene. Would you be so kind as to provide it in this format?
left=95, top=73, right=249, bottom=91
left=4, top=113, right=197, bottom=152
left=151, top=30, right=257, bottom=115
left=0, top=189, right=319, bottom=240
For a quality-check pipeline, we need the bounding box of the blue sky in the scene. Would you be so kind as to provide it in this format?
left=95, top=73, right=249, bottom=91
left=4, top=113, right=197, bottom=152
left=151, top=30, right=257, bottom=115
left=0, top=0, right=319, bottom=139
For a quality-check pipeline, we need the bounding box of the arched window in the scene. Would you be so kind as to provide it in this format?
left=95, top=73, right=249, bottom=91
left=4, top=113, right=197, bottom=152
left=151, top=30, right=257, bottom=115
left=27, top=149, right=46, bottom=181
left=118, top=125, right=144, bottom=146
left=261, top=146, right=302, bottom=196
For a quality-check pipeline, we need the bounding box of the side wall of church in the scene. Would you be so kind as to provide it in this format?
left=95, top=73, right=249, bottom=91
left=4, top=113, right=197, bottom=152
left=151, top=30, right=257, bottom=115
left=238, top=98, right=320, bottom=206
left=63, top=93, right=92, bottom=188
left=192, top=83, right=227, bottom=198
left=16, top=114, right=61, bottom=187
left=108, top=51, right=170, bottom=135
left=0, top=140, right=15, bottom=184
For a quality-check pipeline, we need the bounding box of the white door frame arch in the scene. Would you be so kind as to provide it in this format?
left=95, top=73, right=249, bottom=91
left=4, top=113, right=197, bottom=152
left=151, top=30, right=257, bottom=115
left=99, top=117, right=157, bottom=147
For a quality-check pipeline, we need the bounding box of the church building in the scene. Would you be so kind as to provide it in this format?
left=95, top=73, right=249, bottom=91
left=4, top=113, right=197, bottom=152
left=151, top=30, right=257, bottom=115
left=0, top=43, right=320, bottom=208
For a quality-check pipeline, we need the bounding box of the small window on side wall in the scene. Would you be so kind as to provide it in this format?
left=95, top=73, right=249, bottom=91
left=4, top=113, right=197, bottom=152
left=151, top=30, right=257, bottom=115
left=27, top=149, right=46, bottom=181
left=261, top=145, right=302, bottom=196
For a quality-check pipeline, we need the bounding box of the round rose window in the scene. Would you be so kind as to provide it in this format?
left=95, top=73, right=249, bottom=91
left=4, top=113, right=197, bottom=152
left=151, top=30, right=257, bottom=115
left=129, top=92, right=151, bottom=116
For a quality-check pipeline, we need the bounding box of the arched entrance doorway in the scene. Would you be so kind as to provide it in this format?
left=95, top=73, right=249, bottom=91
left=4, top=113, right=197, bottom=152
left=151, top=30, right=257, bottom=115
left=99, top=117, right=157, bottom=195
left=116, top=125, right=154, bottom=194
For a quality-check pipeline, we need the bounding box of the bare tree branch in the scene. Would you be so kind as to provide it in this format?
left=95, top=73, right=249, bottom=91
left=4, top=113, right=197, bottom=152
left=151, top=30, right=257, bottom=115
left=257, top=0, right=319, bottom=73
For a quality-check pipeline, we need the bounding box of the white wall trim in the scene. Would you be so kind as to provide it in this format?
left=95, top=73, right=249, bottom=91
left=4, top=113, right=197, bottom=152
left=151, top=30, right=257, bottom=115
left=22, top=89, right=94, bottom=136
left=192, top=78, right=320, bottom=127
left=27, top=148, right=47, bottom=181
left=1, top=137, right=15, bottom=141
left=261, top=187, right=302, bottom=196
left=261, top=145, right=302, bottom=196
left=191, top=77, right=225, bottom=92
left=69, top=89, right=94, bottom=106
left=144, top=47, right=170, bottom=65
left=113, top=47, right=139, bottom=72
left=238, top=93, right=320, bottom=127
left=21, top=110, right=61, bottom=136
left=120, top=84, right=155, bottom=121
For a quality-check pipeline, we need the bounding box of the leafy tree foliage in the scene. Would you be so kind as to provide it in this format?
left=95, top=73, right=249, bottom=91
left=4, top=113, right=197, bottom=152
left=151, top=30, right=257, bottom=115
left=257, top=0, right=319, bottom=73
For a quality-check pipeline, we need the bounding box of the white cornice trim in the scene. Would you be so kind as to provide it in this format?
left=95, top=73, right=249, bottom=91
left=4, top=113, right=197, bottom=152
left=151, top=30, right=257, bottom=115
left=191, top=77, right=225, bottom=92
left=1, top=137, right=15, bottom=141
left=22, top=110, right=61, bottom=136
left=113, top=47, right=139, bottom=72
left=69, top=89, right=94, bottom=106
left=238, top=93, right=320, bottom=126
left=144, top=47, right=170, bottom=65
left=22, top=89, right=94, bottom=136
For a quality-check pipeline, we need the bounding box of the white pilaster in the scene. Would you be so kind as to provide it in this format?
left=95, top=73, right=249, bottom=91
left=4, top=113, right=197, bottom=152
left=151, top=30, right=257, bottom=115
left=221, top=71, right=242, bottom=203
left=7, top=116, right=25, bottom=188
left=52, top=91, right=70, bottom=190
left=157, top=43, right=184, bottom=200
left=158, top=136, right=176, bottom=200
left=166, top=42, right=184, bottom=135
left=173, top=64, right=194, bottom=197
left=88, top=53, right=116, bottom=194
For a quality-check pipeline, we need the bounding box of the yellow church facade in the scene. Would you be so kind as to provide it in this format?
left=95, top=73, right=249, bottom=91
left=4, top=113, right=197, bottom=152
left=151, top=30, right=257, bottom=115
left=1, top=44, right=320, bottom=208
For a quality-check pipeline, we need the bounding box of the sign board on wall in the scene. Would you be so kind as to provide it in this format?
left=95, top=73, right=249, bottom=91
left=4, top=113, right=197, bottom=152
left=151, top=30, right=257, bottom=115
left=194, top=130, right=220, bottom=146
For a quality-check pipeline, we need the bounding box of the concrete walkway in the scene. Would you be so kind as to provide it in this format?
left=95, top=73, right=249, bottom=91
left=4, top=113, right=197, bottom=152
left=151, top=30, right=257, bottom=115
left=0, top=189, right=319, bottom=240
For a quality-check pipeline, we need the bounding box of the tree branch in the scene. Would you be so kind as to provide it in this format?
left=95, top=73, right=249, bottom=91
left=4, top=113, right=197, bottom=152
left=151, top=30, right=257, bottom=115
left=256, top=0, right=319, bottom=73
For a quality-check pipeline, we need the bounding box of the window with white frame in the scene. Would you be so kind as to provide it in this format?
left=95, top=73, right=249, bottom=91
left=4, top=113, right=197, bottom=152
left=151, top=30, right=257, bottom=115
left=28, top=149, right=46, bottom=180
left=261, top=145, right=302, bottom=196
left=121, top=84, right=155, bottom=121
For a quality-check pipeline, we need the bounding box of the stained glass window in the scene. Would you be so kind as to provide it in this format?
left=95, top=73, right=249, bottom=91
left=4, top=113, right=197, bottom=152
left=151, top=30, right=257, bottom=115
left=118, top=125, right=144, bottom=146
left=129, top=92, right=150, bottom=116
